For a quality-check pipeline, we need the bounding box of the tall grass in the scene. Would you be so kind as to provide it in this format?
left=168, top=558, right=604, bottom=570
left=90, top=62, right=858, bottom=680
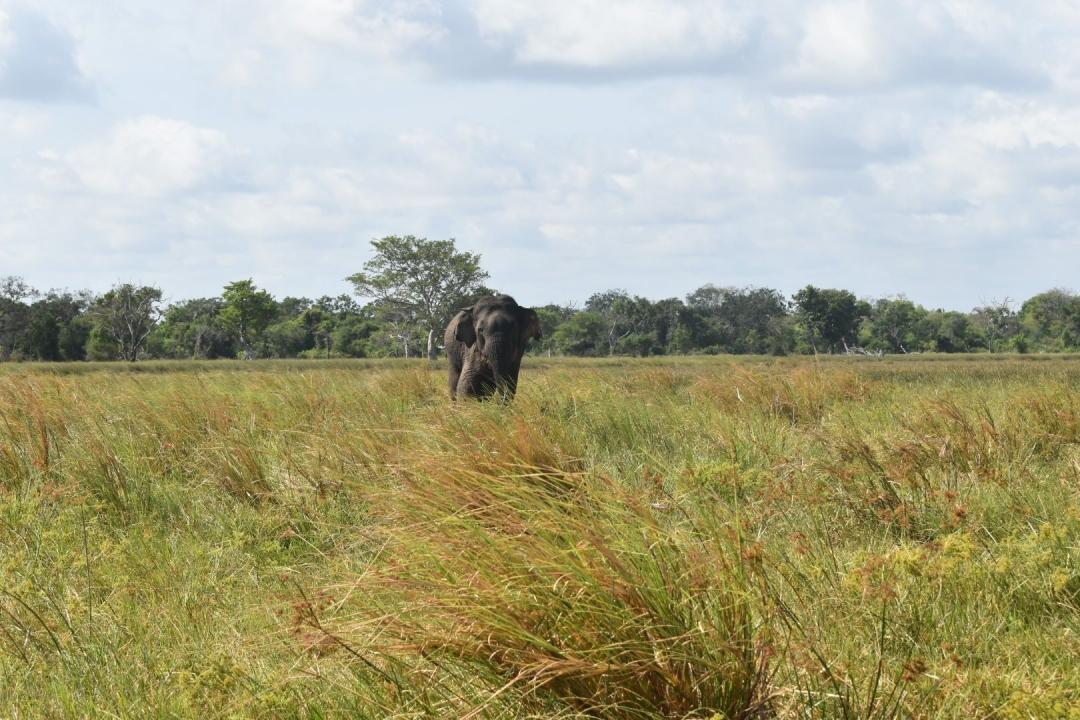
left=326, top=436, right=766, bottom=717
left=0, top=357, right=1079, bottom=716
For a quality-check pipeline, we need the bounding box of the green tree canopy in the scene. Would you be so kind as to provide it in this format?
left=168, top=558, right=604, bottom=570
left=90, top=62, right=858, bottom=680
left=684, top=285, right=789, bottom=354
left=973, top=298, right=1018, bottom=354
left=793, top=285, right=863, bottom=354
left=0, top=276, right=38, bottom=361
left=553, top=311, right=607, bottom=357
left=1020, top=289, right=1080, bottom=350
left=155, top=298, right=236, bottom=359
left=90, top=283, right=163, bottom=362
left=867, top=296, right=927, bottom=354
left=220, top=280, right=277, bottom=360
left=533, top=305, right=574, bottom=357
left=346, top=236, right=490, bottom=360
left=26, top=291, right=93, bottom=362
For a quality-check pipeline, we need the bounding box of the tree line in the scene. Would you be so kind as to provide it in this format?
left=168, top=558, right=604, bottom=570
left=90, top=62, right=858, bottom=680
left=1, top=237, right=1078, bottom=362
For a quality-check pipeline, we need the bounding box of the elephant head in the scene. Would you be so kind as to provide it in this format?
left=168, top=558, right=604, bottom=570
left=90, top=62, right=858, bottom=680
left=447, top=295, right=541, bottom=399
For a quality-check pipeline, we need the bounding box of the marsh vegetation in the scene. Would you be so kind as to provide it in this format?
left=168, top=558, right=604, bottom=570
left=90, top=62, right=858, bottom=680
left=1, top=356, right=1079, bottom=717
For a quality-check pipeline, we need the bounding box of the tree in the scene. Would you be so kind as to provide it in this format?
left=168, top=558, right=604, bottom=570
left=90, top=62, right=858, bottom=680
left=314, top=294, right=363, bottom=317
left=1020, top=289, right=1080, bottom=351
left=86, top=326, right=121, bottom=361
left=585, top=290, right=643, bottom=355
left=90, top=283, right=163, bottom=361
left=27, top=310, right=61, bottom=361
left=332, top=315, right=381, bottom=357
left=261, top=317, right=309, bottom=359
left=596, top=294, right=681, bottom=357
left=298, top=306, right=336, bottom=358
left=793, top=285, right=863, bottom=354
left=346, top=236, right=490, bottom=361
left=153, top=298, right=236, bottom=359
left=0, top=276, right=37, bottom=361
left=684, top=285, right=789, bottom=354
left=533, top=304, right=576, bottom=357
left=553, top=311, right=607, bottom=356
left=25, top=291, right=93, bottom=362
left=974, top=297, right=1018, bottom=353
left=219, top=280, right=277, bottom=360
left=868, top=296, right=926, bottom=354
left=312, top=295, right=370, bottom=357
left=919, top=311, right=979, bottom=353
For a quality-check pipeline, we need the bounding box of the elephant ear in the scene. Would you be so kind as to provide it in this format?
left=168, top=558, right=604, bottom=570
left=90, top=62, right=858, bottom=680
left=453, top=307, right=477, bottom=347
left=519, top=308, right=542, bottom=343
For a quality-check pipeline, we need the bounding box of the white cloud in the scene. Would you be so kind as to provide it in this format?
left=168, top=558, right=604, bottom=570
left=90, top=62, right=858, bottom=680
left=13, top=84, right=1080, bottom=307
left=43, top=115, right=235, bottom=197
left=75, top=0, right=1057, bottom=92
left=465, top=0, right=749, bottom=69
left=0, top=2, right=93, bottom=102
left=0, top=107, right=40, bottom=137
left=5, top=0, right=1080, bottom=310
left=791, top=1, right=884, bottom=88
left=865, top=93, right=1080, bottom=223
left=234, top=0, right=444, bottom=85
left=0, top=7, right=14, bottom=63
left=417, top=0, right=1057, bottom=90
left=268, top=0, right=443, bottom=50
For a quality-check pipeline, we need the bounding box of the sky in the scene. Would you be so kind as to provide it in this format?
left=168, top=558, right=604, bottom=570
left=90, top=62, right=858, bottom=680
left=0, top=0, right=1078, bottom=312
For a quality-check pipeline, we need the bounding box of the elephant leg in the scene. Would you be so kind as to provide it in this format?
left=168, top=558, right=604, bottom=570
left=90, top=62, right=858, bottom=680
left=446, top=342, right=465, bottom=399
left=448, top=364, right=462, bottom=399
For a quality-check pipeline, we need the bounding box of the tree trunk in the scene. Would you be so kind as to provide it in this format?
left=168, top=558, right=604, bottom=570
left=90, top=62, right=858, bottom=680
left=427, top=329, right=437, bottom=361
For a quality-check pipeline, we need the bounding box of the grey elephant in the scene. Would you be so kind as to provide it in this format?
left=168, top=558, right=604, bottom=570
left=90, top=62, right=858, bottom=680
left=444, top=294, right=542, bottom=400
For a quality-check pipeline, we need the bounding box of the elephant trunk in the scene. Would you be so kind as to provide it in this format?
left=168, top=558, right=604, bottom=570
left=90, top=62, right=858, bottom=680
left=486, top=340, right=516, bottom=399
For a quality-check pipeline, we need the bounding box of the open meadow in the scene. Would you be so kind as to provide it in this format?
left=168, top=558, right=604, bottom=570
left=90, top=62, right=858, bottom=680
left=2, top=355, right=1080, bottom=718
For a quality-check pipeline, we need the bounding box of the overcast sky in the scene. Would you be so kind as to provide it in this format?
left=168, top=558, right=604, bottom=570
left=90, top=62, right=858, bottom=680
left=0, top=1, right=1078, bottom=311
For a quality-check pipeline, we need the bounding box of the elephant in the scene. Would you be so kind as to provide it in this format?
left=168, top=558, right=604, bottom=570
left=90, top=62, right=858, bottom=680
left=444, top=294, right=542, bottom=400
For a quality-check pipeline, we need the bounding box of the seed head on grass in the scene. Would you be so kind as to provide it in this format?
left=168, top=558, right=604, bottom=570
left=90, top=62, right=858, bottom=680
left=322, top=434, right=769, bottom=719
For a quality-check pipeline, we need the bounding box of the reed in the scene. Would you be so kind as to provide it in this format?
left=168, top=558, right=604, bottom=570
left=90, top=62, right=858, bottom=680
left=0, top=357, right=1076, bottom=717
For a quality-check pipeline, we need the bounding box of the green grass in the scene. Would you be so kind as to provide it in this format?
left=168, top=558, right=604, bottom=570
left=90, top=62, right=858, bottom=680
left=1, top=357, right=1080, bottom=717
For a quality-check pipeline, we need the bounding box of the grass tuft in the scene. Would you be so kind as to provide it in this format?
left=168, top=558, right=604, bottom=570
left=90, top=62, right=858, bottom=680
left=0, top=357, right=1078, bottom=717
left=330, top=459, right=767, bottom=718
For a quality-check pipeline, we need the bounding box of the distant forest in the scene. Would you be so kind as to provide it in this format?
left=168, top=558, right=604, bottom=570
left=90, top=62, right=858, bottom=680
left=0, top=236, right=1074, bottom=363
left=0, top=275, right=1075, bottom=362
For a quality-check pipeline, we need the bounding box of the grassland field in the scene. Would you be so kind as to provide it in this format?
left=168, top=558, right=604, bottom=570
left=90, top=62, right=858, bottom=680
left=2, top=355, right=1080, bottom=718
